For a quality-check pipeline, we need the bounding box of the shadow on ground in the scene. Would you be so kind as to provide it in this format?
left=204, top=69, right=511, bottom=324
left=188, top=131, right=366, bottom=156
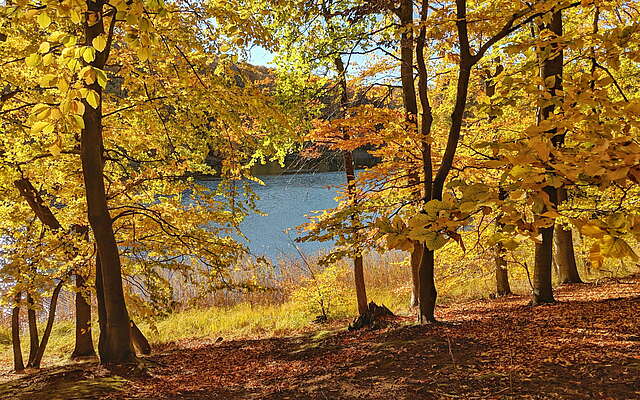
left=1, top=277, right=639, bottom=399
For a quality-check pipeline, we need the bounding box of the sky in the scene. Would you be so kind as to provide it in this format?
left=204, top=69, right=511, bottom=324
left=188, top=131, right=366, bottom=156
left=248, top=46, right=275, bottom=67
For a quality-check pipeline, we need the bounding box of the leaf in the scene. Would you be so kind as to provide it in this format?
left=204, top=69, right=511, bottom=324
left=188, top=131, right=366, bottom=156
left=42, top=53, right=54, bottom=66
left=581, top=224, right=604, bottom=238
left=72, top=114, right=85, bottom=129
left=25, top=53, right=41, bottom=67
left=424, top=232, right=448, bottom=251
left=39, top=74, right=57, bottom=87
left=30, top=121, right=50, bottom=133
left=37, top=13, right=51, bottom=29
left=92, top=35, right=107, bottom=52
left=82, top=47, right=96, bottom=63
left=38, top=42, right=50, bottom=54
left=603, top=237, right=638, bottom=261
left=49, top=135, right=62, bottom=156
left=95, top=68, right=108, bottom=88
left=137, top=46, right=151, bottom=62
left=86, top=90, right=100, bottom=109
left=70, top=10, right=83, bottom=24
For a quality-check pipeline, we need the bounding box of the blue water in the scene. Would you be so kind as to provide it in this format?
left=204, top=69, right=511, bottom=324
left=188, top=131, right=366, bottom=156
left=205, top=171, right=346, bottom=260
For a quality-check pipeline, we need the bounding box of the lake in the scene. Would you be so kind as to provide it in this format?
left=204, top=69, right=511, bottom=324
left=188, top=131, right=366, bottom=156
left=204, top=171, right=346, bottom=260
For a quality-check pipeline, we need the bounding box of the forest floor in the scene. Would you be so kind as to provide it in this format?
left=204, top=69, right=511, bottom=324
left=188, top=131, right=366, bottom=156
left=0, top=275, right=639, bottom=400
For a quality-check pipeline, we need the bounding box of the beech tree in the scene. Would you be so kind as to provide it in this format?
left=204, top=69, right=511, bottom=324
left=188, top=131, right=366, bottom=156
left=1, top=0, right=293, bottom=366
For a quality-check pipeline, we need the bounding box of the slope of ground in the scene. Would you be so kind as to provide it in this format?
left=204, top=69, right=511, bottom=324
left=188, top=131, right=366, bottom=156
left=1, top=275, right=639, bottom=399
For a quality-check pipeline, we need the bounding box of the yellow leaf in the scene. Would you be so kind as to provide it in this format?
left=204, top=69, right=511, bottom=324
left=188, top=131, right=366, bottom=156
left=49, top=135, right=62, bottom=156
left=70, top=10, right=82, bottom=24
left=581, top=224, right=604, bottom=238
left=42, top=53, right=54, bottom=66
left=39, top=74, right=57, bottom=87
left=82, top=47, right=96, bottom=63
left=38, top=42, right=50, bottom=54
left=25, top=53, right=41, bottom=67
left=86, top=90, right=100, bottom=109
left=137, top=46, right=150, bottom=62
left=92, top=35, right=107, bottom=52
left=30, top=121, right=50, bottom=133
left=37, top=13, right=51, bottom=29
left=72, top=114, right=85, bottom=129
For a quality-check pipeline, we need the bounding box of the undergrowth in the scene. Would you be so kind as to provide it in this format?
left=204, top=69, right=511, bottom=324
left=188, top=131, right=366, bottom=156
left=1, top=246, right=634, bottom=370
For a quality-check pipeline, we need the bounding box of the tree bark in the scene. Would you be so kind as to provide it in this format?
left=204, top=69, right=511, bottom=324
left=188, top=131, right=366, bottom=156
left=344, top=146, right=368, bottom=315
left=130, top=320, right=152, bottom=355
left=334, top=56, right=368, bottom=316
left=532, top=8, right=563, bottom=305
left=410, top=241, right=421, bottom=307
left=395, top=0, right=424, bottom=310
left=12, top=292, right=24, bottom=372
left=95, top=254, right=109, bottom=360
left=553, top=188, right=582, bottom=284
left=533, top=222, right=556, bottom=304
left=30, top=280, right=64, bottom=368
left=415, top=0, right=437, bottom=323
left=82, top=0, right=135, bottom=364
left=418, top=248, right=437, bottom=322
left=71, top=274, right=96, bottom=359
left=494, top=188, right=512, bottom=297
left=495, top=249, right=512, bottom=297
left=26, top=293, right=39, bottom=366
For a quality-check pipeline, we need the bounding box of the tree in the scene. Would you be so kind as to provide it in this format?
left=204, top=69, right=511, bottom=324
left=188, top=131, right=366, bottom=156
left=1, top=0, right=293, bottom=365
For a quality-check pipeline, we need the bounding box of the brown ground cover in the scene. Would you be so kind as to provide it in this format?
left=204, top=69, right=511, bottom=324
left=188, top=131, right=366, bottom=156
left=1, top=275, right=639, bottom=399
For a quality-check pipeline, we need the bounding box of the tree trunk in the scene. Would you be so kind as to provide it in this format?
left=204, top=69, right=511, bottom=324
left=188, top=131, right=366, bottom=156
left=395, top=0, right=424, bottom=311
left=532, top=8, right=563, bottom=305
left=334, top=56, right=368, bottom=316
left=553, top=188, right=582, bottom=284
left=344, top=148, right=368, bottom=315
left=494, top=188, right=512, bottom=297
left=418, top=248, right=437, bottom=322
left=95, top=254, right=109, bottom=360
left=410, top=241, right=421, bottom=307
left=71, top=274, right=96, bottom=359
left=130, top=320, right=152, bottom=355
left=26, top=293, right=39, bottom=366
left=30, top=280, right=64, bottom=368
left=82, top=0, right=135, bottom=365
left=12, top=292, right=24, bottom=372
left=533, top=222, right=556, bottom=304
left=495, top=248, right=512, bottom=297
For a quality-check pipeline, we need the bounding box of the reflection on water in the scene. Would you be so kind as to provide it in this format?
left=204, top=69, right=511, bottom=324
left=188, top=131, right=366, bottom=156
left=205, top=171, right=346, bottom=260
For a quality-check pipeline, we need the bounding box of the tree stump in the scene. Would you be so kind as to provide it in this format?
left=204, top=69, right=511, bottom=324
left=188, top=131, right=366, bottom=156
left=348, top=302, right=394, bottom=331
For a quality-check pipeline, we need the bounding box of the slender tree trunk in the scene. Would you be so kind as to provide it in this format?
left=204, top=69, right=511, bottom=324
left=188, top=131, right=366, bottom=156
left=494, top=188, right=512, bottom=297
left=71, top=274, right=96, bottom=359
left=30, top=281, right=64, bottom=368
left=395, top=0, right=424, bottom=310
left=26, top=293, right=39, bottom=366
left=495, top=248, right=512, bottom=297
left=410, top=242, right=421, bottom=307
left=95, top=254, right=109, bottom=359
left=82, top=0, right=135, bottom=364
left=343, top=147, right=368, bottom=315
left=418, top=249, right=437, bottom=322
left=12, top=292, right=24, bottom=372
left=130, top=320, right=151, bottom=355
left=416, top=0, right=437, bottom=322
left=533, top=222, right=556, bottom=304
left=532, top=9, right=563, bottom=305
left=484, top=62, right=512, bottom=297
left=333, top=56, right=368, bottom=316
left=553, top=188, right=582, bottom=284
